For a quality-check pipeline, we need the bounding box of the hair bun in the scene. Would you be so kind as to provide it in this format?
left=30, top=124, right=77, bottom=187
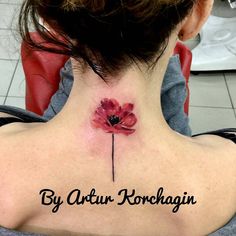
left=61, top=0, right=106, bottom=12
left=20, top=0, right=195, bottom=79
left=62, top=0, right=81, bottom=11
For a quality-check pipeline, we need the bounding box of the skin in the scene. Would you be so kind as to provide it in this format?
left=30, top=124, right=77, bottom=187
left=0, top=0, right=235, bottom=235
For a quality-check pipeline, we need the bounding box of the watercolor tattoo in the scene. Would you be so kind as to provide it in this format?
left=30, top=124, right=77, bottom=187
left=92, top=98, right=137, bottom=182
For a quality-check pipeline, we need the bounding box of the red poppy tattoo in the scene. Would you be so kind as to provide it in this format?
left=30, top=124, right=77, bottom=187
left=92, top=98, right=137, bottom=182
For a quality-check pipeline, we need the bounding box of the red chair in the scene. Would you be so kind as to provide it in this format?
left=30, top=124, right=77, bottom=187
left=21, top=32, right=192, bottom=116
left=174, top=42, right=192, bottom=115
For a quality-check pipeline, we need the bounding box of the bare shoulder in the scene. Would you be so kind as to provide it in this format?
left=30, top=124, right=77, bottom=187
left=0, top=116, right=35, bottom=135
left=193, top=132, right=235, bottom=146
left=0, top=137, right=18, bottom=228
left=202, top=135, right=236, bottom=209
left=0, top=135, right=34, bottom=229
left=186, top=135, right=236, bottom=234
left=192, top=134, right=236, bottom=192
left=205, top=142, right=236, bottom=233
left=0, top=111, right=22, bottom=134
left=194, top=133, right=236, bottom=180
left=193, top=133, right=236, bottom=161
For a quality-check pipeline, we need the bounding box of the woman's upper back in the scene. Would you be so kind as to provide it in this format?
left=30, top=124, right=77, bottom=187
left=0, top=119, right=235, bottom=236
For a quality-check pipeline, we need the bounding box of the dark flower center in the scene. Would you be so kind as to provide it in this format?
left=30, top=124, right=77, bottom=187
left=108, top=115, right=120, bottom=126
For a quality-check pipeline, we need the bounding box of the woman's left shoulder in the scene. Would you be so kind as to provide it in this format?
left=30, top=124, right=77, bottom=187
left=0, top=134, right=35, bottom=229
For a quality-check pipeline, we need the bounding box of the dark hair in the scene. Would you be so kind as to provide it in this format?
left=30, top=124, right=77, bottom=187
left=19, top=0, right=195, bottom=80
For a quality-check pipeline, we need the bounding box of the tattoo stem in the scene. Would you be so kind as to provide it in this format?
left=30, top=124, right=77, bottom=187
left=112, top=133, right=115, bottom=182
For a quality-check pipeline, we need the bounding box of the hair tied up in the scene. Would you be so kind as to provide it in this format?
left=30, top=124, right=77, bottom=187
left=61, top=0, right=106, bottom=12
left=20, top=0, right=196, bottom=79
left=61, top=0, right=81, bottom=11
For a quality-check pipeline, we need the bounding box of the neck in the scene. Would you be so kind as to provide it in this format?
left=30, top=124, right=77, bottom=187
left=48, top=38, right=179, bottom=144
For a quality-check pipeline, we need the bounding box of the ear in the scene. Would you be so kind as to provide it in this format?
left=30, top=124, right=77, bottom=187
left=178, top=0, right=214, bottom=41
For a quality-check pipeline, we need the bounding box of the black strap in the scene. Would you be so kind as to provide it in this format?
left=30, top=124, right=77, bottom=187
left=193, top=128, right=236, bottom=144
left=0, top=117, right=25, bottom=127
left=0, top=105, right=47, bottom=127
left=0, top=105, right=47, bottom=123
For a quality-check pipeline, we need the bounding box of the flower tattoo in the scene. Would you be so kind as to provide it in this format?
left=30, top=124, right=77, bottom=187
left=92, top=98, right=137, bottom=182
left=92, top=98, right=137, bottom=135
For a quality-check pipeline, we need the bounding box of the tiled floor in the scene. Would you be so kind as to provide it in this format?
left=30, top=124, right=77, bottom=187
left=0, top=1, right=236, bottom=134
left=0, top=1, right=25, bottom=110
left=188, top=0, right=236, bottom=134
left=189, top=72, right=236, bottom=133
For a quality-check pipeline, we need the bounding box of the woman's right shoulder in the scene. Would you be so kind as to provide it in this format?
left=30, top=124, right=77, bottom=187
left=191, top=133, right=236, bottom=192
left=193, top=132, right=236, bottom=148
left=197, top=133, right=236, bottom=192
left=190, top=134, right=236, bottom=231
left=194, top=133, right=236, bottom=168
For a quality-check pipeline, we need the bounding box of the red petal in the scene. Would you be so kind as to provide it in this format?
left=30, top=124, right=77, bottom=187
left=103, top=126, right=118, bottom=134
left=117, top=127, right=136, bottom=135
left=92, top=120, right=135, bottom=136
left=92, top=119, right=111, bottom=130
left=95, top=107, right=107, bottom=121
left=119, top=111, right=129, bottom=120
left=101, top=98, right=119, bottom=110
left=122, top=103, right=134, bottom=112
left=100, top=98, right=121, bottom=117
left=93, top=116, right=106, bottom=125
left=92, top=99, right=137, bottom=136
left=120, top=113, right=137, bottom=127
left=118, top=103, right=134, bottom=120
left=112, top=124, right=136, bottom=136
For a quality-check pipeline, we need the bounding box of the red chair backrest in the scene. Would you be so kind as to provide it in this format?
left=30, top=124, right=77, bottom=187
left=21, top=33, right=69, bottom=115
left=22, top=32, right=192, bottom=116
left=174, top=42, right=192, bottom=115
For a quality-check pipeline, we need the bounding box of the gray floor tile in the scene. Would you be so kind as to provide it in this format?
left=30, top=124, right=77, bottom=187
left=0, top=96, right=5, bottom=105
left=189, top=106, right=236, bottom=134
left=0, top=29, right=20, bottom=60
left=0, top=59, right=17, bottom=96
left=8, top=61, right=25, bottom=97
left=0, top=4, right=20, bottom=29
left=189, top=73, right=232, bottom=108
left=5, top=96, right=25, bottom=109
left=225, top=72, right=236, bottom=109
